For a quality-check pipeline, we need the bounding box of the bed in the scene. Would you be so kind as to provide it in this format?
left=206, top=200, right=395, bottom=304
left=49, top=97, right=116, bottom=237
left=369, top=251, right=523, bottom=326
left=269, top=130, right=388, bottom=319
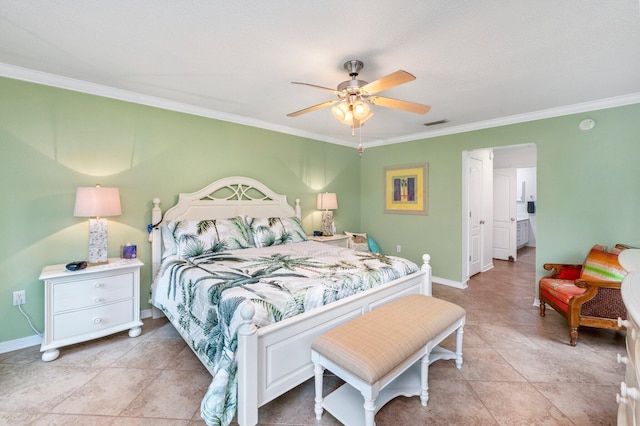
left=149, top=176, right=434, bottom=426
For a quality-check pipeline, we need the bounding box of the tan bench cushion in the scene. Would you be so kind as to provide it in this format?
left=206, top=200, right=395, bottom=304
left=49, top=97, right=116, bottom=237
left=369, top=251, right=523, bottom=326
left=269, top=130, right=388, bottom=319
left=311, top=294, right=465, bottom=384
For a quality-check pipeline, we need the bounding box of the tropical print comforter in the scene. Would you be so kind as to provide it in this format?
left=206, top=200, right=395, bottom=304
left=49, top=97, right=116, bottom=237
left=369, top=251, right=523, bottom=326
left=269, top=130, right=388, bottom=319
left=151, top=240, right=419, bottom=426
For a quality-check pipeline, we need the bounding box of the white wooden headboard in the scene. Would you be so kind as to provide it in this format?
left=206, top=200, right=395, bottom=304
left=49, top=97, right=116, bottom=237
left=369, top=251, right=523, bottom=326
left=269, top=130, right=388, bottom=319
left=150, top=176, right=301, bottom=277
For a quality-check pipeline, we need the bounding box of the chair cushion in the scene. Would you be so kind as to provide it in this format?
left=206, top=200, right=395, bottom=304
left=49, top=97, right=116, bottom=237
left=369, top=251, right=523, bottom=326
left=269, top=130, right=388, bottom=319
left=539, top=278, right=587, bottom=305
left=581, top=245, right=627, bottom=281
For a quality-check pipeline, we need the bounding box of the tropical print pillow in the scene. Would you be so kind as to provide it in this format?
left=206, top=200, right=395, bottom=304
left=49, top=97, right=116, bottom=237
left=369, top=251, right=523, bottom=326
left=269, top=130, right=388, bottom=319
left=247, top=216, right=307, bottom=248
left=172, top=217, right=252, bottom=258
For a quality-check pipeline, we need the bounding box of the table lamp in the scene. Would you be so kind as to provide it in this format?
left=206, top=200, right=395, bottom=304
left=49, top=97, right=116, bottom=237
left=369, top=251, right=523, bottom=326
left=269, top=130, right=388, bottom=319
left=74, top=185, right=122, bottom=264
left=317, top=192, right=338, bottom=236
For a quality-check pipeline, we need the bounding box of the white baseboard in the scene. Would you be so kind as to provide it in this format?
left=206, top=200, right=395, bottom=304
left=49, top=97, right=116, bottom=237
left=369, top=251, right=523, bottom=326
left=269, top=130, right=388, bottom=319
left=433, top=275, right=468, bottom=289
left=0, top=334, right=42, bottom=354
left=482, top=263, right=494, bottom=273
left=0, top=309, right=155, bottom=355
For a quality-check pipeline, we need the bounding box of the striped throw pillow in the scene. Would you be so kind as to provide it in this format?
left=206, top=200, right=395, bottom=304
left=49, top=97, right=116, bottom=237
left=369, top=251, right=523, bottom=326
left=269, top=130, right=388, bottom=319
left=581, top=245, right=627, bottom=281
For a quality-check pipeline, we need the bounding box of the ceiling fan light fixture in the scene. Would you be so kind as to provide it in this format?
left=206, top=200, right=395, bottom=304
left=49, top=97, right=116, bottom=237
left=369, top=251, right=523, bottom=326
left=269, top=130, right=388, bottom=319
left=352, top=100, right=370, bottom=120
left=332, top=102, right=354, bottom=125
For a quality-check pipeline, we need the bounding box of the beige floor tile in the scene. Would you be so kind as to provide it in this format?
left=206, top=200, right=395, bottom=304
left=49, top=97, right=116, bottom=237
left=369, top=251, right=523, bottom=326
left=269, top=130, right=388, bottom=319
left=470, top=381, right=573, bottom=425
left=496, top=346, right=624, bottom=385
left=471, top=323, right=539, bottom=349
left=533, top=382, right=619, bottom=426
left=0, top=363, right=100, bottom=412
left=120, top=369, right=211, bottom=420
left=458, top=347, right=527, bottom=382
left=30, top=414, right=117, bottom=425
left=111, top=418, right=191, bottom=425
left=112, top=337, right=188, bottom=369
left=48, top=332, right=144, bottom=368
left=0, top=344, right=42, bottom=364
left=166, top=346, right=209, bottom=371
left=51, top=367, right=161, bottom=416
left=0, top=411, right=46, bottom=424
left=378, top=379, right=498, bottom=425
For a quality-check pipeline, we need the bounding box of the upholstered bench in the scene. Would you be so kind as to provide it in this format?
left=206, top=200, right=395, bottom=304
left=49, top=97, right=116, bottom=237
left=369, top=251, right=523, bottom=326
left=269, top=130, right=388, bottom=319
left=311, top=294, right=466, bottom=426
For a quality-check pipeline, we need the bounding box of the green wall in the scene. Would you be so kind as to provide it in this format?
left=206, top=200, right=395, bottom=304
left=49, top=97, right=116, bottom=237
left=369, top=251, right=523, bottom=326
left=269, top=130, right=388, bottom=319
left=0, top=77, right=361, bottom=343
left=361, top=104, right=640, bottom=287
left=1, top=75, right=638, bottom=346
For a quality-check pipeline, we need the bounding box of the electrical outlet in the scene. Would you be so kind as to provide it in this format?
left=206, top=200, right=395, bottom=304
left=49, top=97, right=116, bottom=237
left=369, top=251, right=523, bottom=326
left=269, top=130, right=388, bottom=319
left=396, top=245, right=401, bottom=253
left=13, top=290, right=25, bottom=306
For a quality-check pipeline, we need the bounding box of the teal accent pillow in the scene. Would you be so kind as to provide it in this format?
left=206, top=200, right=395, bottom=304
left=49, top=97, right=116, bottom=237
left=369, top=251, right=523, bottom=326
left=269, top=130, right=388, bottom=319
left=367, top=236, right=380, bottom=254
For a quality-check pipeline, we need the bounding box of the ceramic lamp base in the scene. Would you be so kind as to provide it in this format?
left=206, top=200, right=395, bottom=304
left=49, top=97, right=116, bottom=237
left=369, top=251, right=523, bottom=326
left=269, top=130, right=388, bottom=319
left=321, top=211, right=334, bottom=236
left=88, top=218, right=109, bottom=264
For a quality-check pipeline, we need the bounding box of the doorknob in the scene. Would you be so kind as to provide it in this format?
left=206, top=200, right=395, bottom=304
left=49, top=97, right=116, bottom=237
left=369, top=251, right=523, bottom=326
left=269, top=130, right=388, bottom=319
left=479, top=220, right=485, bottom=224
left=510, top=217, right=515, bottom=221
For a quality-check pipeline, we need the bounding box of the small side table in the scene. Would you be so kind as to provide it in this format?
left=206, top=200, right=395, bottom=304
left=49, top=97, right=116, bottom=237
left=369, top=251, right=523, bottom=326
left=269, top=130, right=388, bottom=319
left=39, top=258, right=144, bottom=362
left=308, top=234, right=350, bottom=248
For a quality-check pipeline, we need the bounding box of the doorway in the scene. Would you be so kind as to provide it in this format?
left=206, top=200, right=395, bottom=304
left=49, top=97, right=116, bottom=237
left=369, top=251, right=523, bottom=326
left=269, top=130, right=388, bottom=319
left=462, top=144, right=537, bottom=285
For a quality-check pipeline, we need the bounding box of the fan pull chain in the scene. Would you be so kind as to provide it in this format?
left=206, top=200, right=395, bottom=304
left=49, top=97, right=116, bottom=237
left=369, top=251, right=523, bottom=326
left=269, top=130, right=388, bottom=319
left=357, top=124, right=364, bottom=157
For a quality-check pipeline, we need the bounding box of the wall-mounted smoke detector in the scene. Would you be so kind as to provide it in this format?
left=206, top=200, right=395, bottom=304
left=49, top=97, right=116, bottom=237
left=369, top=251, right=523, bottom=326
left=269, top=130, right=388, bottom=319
left=579, top=118, right=596, bottom=131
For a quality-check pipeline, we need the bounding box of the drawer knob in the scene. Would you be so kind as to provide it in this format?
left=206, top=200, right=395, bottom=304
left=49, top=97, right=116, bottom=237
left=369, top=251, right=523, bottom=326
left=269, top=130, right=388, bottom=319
left=93, top=297, right=102, bottom=303
left=618, top=354, right=629, bottom=365
left=621, top=382, right=640, bottom=401
left=619, top=318, right=630, bottom=328
left=94, top=282, right=102, bottom=288
left=93, top=317, right=102, bottom=324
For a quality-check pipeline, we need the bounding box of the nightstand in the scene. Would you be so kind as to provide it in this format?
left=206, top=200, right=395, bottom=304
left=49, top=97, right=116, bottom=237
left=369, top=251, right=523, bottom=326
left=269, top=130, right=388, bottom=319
left=39, top=258, right=144, bottom=362
left=308, top=234, right=350, bottom=248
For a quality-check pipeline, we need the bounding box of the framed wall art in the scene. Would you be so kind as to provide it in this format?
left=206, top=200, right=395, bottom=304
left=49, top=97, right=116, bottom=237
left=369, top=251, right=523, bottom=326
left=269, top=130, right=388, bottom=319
left=384, top=163, right=428, bottom=215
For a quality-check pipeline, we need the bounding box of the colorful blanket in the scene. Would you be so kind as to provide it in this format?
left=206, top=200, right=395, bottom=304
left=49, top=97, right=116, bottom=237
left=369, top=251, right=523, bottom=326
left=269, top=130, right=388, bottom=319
left=151, top=240, right=419, bottom=425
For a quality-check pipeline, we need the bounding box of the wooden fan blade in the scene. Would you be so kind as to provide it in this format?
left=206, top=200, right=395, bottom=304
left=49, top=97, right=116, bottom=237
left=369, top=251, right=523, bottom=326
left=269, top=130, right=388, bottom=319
left=361, top=70, right=415, bottom=94
left=287, top=100, right=339, bottom=117
left=369, top=96, right=431, bottom=114
left=291, top=82, right=339, bottom=94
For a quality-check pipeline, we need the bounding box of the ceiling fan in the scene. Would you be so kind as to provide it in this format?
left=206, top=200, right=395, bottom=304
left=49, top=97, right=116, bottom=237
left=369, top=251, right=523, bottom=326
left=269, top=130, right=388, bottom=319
left=287, top=60, right=431, bottom=129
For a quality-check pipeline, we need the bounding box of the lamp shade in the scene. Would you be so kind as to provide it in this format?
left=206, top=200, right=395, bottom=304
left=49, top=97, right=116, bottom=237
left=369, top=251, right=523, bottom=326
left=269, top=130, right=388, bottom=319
left=74, top=186, right=122, bottom=217
left=317, top=192, right=338, bottom=211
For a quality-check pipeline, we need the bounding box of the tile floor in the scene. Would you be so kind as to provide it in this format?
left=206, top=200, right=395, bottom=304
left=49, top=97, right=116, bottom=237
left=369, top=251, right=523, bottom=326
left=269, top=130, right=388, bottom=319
left=0, top=247, right=626, bottom=425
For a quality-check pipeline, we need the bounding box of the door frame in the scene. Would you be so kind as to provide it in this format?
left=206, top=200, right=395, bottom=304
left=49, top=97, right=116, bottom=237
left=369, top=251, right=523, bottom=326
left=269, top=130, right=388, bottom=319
left=462, top=143, right=537, bottom=285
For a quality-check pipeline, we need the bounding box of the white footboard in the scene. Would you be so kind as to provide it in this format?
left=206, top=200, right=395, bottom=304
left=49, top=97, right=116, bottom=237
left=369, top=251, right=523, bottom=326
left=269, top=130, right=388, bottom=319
left=236, top=255, right=432, bottom=426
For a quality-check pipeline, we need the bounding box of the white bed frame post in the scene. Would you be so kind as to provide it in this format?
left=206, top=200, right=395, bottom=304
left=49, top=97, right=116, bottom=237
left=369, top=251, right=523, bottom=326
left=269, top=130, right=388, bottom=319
left=237, top=304, right=259, bottom=426
left=421, top=254, right=432, bottom=296
left=150, top=198, right=163, bottom=278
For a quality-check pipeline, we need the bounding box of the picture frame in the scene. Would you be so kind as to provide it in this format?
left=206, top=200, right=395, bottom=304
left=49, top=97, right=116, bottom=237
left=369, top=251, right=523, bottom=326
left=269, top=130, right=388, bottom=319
left=384, top=163, right=428, bottom=215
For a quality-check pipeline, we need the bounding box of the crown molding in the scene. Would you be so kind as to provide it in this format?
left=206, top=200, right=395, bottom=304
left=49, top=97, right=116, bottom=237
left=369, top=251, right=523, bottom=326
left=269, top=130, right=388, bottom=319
left=371, top=92, right=640, bottom=147
left=1, top=63, right=638, bottom=148
left=0, top=63, right=349, bottom=147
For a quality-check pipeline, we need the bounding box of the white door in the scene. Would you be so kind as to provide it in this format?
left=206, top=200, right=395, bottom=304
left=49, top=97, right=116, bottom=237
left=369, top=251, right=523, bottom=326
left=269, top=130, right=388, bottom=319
left=469, top=157, right=482, bottom=276
left=493, top=168, right=517, bottom=261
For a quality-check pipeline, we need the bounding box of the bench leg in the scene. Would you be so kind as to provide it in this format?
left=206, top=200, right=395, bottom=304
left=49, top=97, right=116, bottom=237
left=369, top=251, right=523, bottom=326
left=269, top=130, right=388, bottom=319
left=420, top=352, right=430, bottom=406
left=455, top=325, right=464, bottom=369
left=313, top=362, right=324, bottom=420
left=363, top=398, right=376, bottom=426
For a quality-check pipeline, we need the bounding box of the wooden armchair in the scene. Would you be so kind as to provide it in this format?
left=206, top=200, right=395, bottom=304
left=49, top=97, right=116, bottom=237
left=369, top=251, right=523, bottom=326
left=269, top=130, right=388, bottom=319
left=539, top=244, right=628, bottom=346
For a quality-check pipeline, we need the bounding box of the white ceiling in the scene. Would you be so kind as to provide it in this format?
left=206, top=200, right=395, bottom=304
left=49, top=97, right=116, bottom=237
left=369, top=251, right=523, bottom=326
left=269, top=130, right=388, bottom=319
left=1, top=1, right=639, bottom=146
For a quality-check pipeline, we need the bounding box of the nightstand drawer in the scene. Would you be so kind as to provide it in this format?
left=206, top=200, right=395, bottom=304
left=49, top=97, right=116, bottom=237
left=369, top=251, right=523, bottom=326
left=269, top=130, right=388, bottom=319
left=53, top=299, right=134, bottom=341
left=53, top=272, right=134, bottom=313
